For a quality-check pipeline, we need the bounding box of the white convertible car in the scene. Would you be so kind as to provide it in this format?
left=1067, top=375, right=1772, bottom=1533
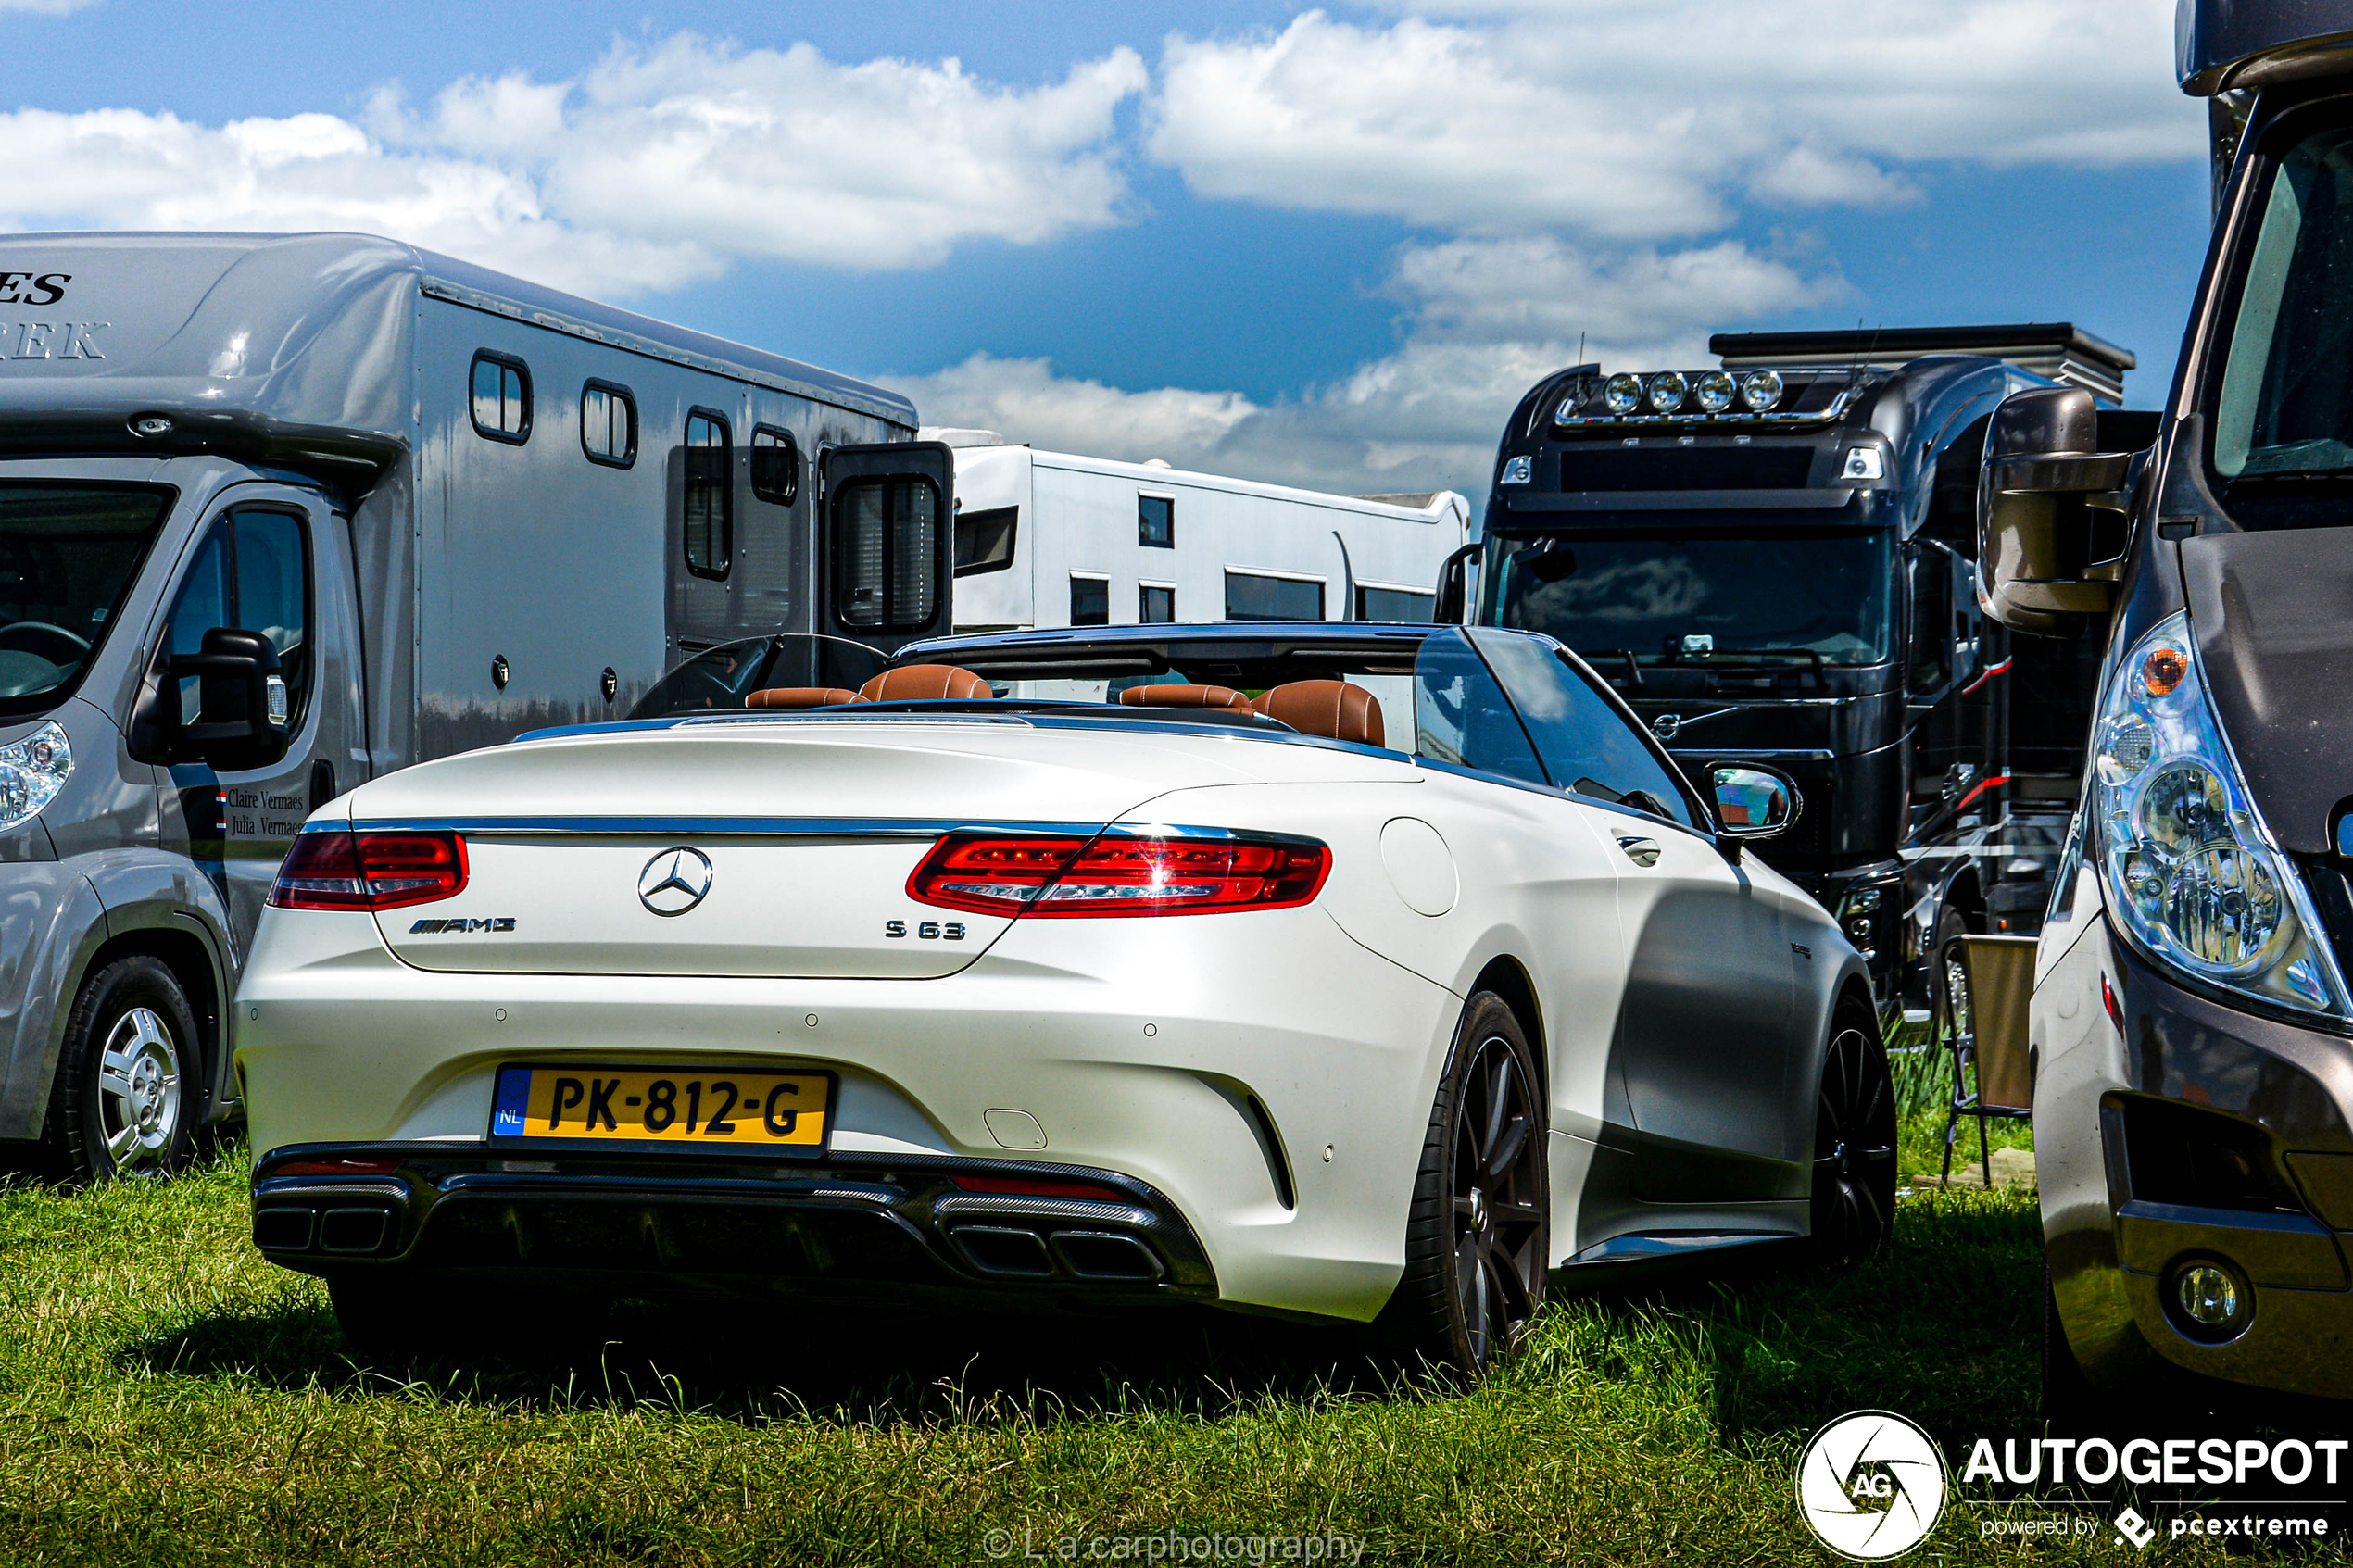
left=237, top=622, right=1889, bottom=1373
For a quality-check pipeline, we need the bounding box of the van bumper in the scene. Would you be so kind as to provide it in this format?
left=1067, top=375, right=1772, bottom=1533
left=0, top=854, right=107, bottom=1142
left=2037, top=915, right=2353, bottom=1400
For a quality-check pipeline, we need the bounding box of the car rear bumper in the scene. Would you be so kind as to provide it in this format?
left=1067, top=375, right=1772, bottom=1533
left=234, top=902, right=1463, bottom=1322
left=2035, top=911, right=2353, bottom=1400
left=251, top=1144, right=1218, bottom=1308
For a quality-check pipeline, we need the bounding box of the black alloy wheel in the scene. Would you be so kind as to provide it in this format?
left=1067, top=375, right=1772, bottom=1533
left=1383, top=992, right=1550, bottom=1377
left=1811, top=1006, right=1897, bottom=1262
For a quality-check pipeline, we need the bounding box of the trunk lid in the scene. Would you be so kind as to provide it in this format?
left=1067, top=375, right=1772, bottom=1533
left=353, top=716, right=1269, bottom=977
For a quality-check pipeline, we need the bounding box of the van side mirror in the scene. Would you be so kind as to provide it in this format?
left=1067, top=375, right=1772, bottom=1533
left=162, top=627, right=292, bottom=772
left=1714, top=764, right=1801, bottom=859
left=1977, top=386, right=2133, bottom=633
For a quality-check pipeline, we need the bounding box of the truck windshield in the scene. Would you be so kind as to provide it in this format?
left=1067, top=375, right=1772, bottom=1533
left=0, top=483, right=174, bottom=721
left=1488, top=522, right=1894, bottom=666
left=2212, top=119, right=2353, bottom=515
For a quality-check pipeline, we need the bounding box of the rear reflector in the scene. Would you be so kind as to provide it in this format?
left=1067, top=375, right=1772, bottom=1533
left=908, top=831, right=1329, bottom=918
left=271, top=1157, right=403, bottom=1176
left=269, top=829, right=468, bottom=911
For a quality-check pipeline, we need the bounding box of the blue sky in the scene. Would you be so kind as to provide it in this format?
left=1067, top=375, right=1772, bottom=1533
left=4, top=1, right=2209, bottom=503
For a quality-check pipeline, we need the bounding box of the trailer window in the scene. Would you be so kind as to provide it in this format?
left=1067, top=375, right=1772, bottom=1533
left=833, top=477, right=939, bottom=630
left=751, top=426, right=799, bottom=506
left=0, top=483, right=173, bottom=720
left=1070, top=575, right=1109, bottom=626
left=581, top=381, right=635, bottom=468
left=470, top=353, right=530, bottom=444
left=954, top=506, right=1016, bottom=576
left=1226, top=571, right=1323, bottom=621
left=1356, top=584, right=1434, bottom=622
left=684, top=410, right=732, bottom=580
left=1139, top=495, right=1174, bottom=548
left=1139, top=583, right=1175, bottom=623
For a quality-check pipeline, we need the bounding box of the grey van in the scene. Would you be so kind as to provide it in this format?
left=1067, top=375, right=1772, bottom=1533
left=0, top=232, right=953, bottom=1180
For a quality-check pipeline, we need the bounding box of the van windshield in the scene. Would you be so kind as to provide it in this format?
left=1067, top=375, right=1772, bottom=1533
left=2212, top=119, right=2353, bottom=520
left=0, top=484, right=175, bottom=721
left=1486, top=522, right=1894, bottom=666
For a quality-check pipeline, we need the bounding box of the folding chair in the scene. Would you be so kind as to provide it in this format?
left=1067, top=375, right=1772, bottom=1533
left=1935, top=933, right=2037, bottom=1186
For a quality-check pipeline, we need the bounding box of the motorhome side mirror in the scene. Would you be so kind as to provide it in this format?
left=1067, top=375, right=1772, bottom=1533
left=169, top=627, right=291, bottom=771
left=1714, top=764, right=1800, bottom=848
left=1977, top=386, right=2133, bottom=633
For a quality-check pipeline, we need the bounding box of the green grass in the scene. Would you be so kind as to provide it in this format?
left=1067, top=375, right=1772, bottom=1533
left=0, top=1148, right=2327, bottom=1566
left=1888, top=1026, right=2036, bottom=1186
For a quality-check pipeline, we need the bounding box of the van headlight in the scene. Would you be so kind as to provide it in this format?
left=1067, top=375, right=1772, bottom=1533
left=2092, top=612, right=2348, bottom=1017
left=0, top=721, right=72, bottom=830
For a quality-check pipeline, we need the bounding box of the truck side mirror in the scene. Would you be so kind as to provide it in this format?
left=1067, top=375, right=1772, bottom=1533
left=169, top=627, right=291, bottom=772
left=1977, top=386, right=2133, bottom=633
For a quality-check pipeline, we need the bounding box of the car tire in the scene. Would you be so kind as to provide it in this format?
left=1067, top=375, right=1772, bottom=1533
left=42, top=955, right=204, bottom=1182
left=1380, top=991, right=1549, bottom=1378
left=1811, top=1001, right=1896, bottom=1262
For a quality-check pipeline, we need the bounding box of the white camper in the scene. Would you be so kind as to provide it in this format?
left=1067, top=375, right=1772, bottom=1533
left=925, top=431, right=1470, bottom=632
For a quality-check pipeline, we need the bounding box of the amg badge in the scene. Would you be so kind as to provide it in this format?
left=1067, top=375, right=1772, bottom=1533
left=409, top=917, right=517, bottom=934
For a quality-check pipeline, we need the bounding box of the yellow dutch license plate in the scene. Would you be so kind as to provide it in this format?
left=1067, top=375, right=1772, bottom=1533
left=489, top=1065, right=831, bottom=1153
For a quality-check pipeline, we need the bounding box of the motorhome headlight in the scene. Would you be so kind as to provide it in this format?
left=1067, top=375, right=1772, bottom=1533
left=2091, top=612, right=2347, bottom=1015
left=1692, top=370, right=1737, bottom=414
left=0, top=721, right=71, bottom=831
left=1603, top=373, right=1643, bottom=416
left=1645, top=371, right=1689, bottom=413
left=1738, top=370, right=1784, bottom=412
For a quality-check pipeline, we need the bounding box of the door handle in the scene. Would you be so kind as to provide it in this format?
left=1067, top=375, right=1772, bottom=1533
left=1617, top=835, right=1660, bottom=868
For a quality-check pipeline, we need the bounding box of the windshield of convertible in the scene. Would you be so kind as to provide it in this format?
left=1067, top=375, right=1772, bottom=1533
left=1487, top=521, right=1894, bottom=667
left=645, top=628, right=1699, bottom=830
left=0, top=483, right=174, bottom=720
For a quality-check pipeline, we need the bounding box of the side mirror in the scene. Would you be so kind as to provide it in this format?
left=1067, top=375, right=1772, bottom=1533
left=1714, top=764, right=1801, bottom=856
left=1978, top=387, right=2133, bottom=633
left=168, top=627, right=291, bottom=772
left=1434, top=541, right=1480, bottom=623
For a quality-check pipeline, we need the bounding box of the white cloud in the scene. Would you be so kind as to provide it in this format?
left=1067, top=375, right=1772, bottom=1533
left=1151, top=3, right=2197, bottom=240
left=0, top=0, right=101, bottom=11
left=898, top=233, right=1834, bottom=499
left=0, top=34, right=1147, bottom=293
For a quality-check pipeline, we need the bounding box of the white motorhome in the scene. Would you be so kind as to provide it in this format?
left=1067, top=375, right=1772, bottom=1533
left=926, top=430, right=1470, bottom=632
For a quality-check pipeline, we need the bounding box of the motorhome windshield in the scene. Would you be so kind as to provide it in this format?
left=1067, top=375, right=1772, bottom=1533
left=0, top=483, right=173, bottom=721
left=1489, top=522, right=1894, bottom=666
left=2212, top=118, right=2353, bottom=516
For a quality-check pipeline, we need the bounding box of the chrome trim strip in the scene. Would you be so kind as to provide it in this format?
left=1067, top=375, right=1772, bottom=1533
left=333, top=818, right=1310, bottom=842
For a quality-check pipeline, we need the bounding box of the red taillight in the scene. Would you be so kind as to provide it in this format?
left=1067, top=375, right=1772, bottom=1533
left=269, top=829, right=468, bottom=910
left=908, top=831, right=1329, bottom=918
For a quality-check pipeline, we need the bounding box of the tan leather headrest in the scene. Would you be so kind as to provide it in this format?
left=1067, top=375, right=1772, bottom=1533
left=859, top=664, right=996, bottom=702
left=1118, top=684, right=1252, bottom=710
left=746, top=687, right=864, bottom=709
left=1253, top=681, right=1386, bottom=746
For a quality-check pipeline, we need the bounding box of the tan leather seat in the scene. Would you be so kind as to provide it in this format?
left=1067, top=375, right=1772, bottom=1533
left=1117, top=684, right=1252, bottom=710
left=1252, top=681, right=1386, bottom=746
left=859, top=663, right=996, bottom=701
left=746, top=686, right=864, bottom=709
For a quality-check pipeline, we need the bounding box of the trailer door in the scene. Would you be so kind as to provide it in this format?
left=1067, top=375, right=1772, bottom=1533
left=819, top=442, right=953, bottom=653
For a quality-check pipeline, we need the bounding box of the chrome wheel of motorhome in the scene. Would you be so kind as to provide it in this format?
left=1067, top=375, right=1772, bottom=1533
left=44, top=957, right=201, bottom=1182
left=1386, top=993, right=1549, bottom=1377
left=1812, top=1008, right=1897, bottom=1262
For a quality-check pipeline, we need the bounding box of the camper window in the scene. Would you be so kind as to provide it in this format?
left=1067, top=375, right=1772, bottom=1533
left=954, top=505, right=1016, bottom=576
left=1139, top=495, right=1174, bottom=548
left=751, top=426, right=800, bottom=506
left=470, top=353, right=530, bottom=444
left=1356, top=584, right=1435, bottom=622
left=1227, top=571, right=1324, bottom=622
left=684, top=409, right=733, bottom=580
left=581, top=382, right=635, bottom=469
left=1139, top=583, right=1175, bottom=623
left=834, top=478, right=941, bottom=631
left=1070, top=575, right=1110, bottom=626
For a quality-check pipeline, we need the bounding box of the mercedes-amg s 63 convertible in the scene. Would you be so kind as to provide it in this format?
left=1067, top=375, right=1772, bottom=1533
left=236, top=622, right=1890, bottom=1374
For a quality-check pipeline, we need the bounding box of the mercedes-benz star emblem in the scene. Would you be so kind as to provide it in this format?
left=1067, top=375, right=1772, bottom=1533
left=637, top=847, right=714, bottom=916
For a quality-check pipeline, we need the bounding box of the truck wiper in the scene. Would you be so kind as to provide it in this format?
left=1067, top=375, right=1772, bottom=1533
left=1575, top=648, right=1644, bottom=689
left=1667, top=646, right=1827, bottom=676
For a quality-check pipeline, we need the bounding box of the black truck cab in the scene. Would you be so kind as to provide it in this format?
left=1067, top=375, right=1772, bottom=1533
left=1476, top=328, right=2150, bottom=1011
